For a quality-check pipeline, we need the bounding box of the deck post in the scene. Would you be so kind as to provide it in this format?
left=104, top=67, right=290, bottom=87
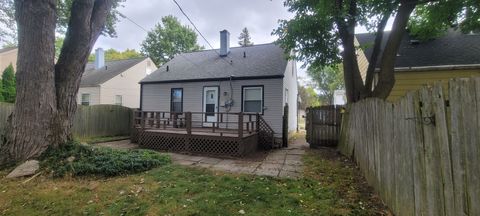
left=186, top=112, right=192, bottom=135
left=140, top=111, right=145, bottom=129
left=238, top=113, right=243, bottom=138
left=256, top=113, right=260, bottom=132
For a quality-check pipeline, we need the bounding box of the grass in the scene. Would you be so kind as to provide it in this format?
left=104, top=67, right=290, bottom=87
left=76, top=136, right=130, bottom=144
left=0, top=148, right=387, bottom=215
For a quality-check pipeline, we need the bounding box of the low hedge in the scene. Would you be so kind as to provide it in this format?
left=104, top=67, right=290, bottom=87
left=40, top=141, right=170, bottom=177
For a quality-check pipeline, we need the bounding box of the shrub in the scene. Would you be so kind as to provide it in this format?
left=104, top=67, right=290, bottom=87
left=40, top=141, right=170, bottom=177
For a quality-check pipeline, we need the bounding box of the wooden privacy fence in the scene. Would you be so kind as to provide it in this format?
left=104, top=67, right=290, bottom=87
left=0, top=103, right=132, bottom=138
left=306, top=105, right=344, bottom=147
left=338, top=77, right=480, bottom=216
left=72, top=105, right=133, bottom=138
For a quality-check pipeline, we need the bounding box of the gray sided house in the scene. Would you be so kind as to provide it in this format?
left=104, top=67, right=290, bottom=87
left=140, top=30, right=298, bottom=140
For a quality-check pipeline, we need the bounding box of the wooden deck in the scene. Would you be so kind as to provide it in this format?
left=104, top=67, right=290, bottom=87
left=131, top=111, right=275, bottom=157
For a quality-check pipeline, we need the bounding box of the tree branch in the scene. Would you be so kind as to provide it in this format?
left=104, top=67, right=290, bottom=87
left=372, top=0, right=419, bottom=98
left=364, top=8, right=394, bottom=93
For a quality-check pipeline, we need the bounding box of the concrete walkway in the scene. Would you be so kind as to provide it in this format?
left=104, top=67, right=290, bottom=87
left=96, top=136, right=308, bottom=179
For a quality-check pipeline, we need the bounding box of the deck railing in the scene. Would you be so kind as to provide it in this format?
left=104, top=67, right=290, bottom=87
left=133, top=111, right=260, bottom=138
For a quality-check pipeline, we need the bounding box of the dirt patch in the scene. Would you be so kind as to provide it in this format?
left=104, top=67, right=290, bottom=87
left=304, top=147, right=392, bottom=215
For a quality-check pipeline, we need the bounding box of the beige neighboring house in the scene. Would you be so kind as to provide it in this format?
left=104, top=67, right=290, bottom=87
left=0, top=47, right=18, bottom=72
left=78, top=48, right=157, bottom=108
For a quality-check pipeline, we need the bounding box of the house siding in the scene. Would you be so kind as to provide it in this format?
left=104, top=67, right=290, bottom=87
left=141, top=78, right=284, bottom=136
left=100, top=58, right=156, bottom=108
left=355, top=38, right=368, bottom=83
left=282, top=60, right=298, bottom=133
left=388, top=69, right=480, bottom=101
left=77, top=87, right=101, bottom=105
left=0, top=48, right=17, bottom=72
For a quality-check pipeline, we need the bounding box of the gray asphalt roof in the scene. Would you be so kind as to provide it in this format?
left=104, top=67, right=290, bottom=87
left=356, top=29, right=480, bottom=69
left=80, top=57, right=146, bottom=87
left=140, top=43, right=288, bottom=83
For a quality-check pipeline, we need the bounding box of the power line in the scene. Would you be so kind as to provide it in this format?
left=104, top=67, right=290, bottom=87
left=171, top=0, right=236, bottom=70
left=172, top=0, right=216, bottom=52
left=117, top=12, right=149, bottom=33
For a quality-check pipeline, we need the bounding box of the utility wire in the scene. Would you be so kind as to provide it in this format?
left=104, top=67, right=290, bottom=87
left=171, top=0, right=237, bottom=69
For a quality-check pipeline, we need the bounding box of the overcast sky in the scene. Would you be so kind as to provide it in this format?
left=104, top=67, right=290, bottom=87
left=92, top=0, right=382, bottom=82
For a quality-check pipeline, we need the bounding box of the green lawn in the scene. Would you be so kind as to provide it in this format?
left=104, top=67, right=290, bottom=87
left=0, top=149, right=387, bottom=216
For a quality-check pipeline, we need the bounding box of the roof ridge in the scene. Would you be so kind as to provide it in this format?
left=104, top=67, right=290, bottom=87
left=178, top=42, right=277, bottom=55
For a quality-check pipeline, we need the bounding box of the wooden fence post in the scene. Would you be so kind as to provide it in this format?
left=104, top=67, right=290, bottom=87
left=238, top=113, right=243, bottom=138
left=282, top=104, right=288, bottom=147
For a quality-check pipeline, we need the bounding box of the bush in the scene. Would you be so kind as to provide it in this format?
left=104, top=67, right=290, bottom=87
left=40, top=141, right=170, bottom=177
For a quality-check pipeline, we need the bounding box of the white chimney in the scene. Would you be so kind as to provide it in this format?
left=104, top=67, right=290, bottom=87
left=219, top=30, right=230, bottom=57
left=95, top=48, right=105, bottom=69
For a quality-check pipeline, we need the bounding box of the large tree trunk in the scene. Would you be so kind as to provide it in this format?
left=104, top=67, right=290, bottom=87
left=0, top=0, right=57, bottom=165
left=372, top=0, right=418, bottom=98
left=0, top=0, right=113, bottom=166
left=336, top=0, right=366, bottom=103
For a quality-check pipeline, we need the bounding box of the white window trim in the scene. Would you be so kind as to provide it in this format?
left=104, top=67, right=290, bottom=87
left=81, top=93, right=90, bottom=106
left=242, top=86, right=263, bottom=114
left=115, top=95, right=122, bottom=106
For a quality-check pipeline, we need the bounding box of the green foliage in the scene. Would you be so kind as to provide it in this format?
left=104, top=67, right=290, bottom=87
left=40, top=141, right=170, bottom=177
left=238, top=27, right=254, bottom=47
left=273, top=0, right=342, bottom=68
left=140, top=15, right=203, bottom=66
left=0, top=0, right=125, bottom=46
left=298, top=84, right=321, bottom=109
left=55, top=36, right=64, bottom=59
left=88, top=48, right=143, bottom=62
left=1, top=64, right=15, bottom=103
left=408, top=0, right=480, bottom=41
left=307, top=65, right=344, bottom=104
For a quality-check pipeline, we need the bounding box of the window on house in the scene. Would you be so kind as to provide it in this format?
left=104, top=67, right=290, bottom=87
left=242, top=86, right=263, bottom=113
left=81, top=94, right=90, bottom=106
left=171, top=88, right=183, bottom=113
left=115, top=95, right=122, bottom=106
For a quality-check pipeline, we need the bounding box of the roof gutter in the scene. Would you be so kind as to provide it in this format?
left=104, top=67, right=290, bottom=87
left=374, top=64, right=480, bottom=72
left=139, top=75, right=284, bottom=84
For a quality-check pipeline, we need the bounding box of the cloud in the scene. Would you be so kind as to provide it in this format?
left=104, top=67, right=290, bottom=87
left=94, top=0, right=293, bottom=51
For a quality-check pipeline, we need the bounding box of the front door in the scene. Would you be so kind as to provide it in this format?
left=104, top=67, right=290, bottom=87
left=203, top=86, right=219, bottom=126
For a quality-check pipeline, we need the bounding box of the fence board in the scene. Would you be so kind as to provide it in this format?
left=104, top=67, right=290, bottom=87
left=0, top=104, right=132, bottom=138
left=449, top=79, right=468, bottom=216
left=338, top=76, right=480, bottom=216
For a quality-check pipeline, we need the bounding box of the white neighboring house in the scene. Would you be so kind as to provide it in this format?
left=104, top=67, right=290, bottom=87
left=77, top=48, right=157, bottom=108
left=0, top=47, right=18, bottom=72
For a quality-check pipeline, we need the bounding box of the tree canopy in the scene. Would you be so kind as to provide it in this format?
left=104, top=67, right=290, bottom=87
left=298, top=84, right=321, bottom=110
left=274, top=0, right=479, bottom=103
left=307, top=65, right=344, bottom=104
left=0, top=0, right=125, bottom=46
left=88, top=48, right=142, bottom=61
left=238, top=27, right=254, bottom=47
left=140, top=16, right=203, bottom=66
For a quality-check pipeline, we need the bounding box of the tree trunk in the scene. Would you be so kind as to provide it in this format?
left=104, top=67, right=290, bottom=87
left=0, top=0, right=113, bottom=166
left=0, top=0, right=57, bottom=165
left=364, top=9, right=393, bottom=93
left=372, top=0, right=418, bottom=98
left=336, top=0, right=366, bottom=103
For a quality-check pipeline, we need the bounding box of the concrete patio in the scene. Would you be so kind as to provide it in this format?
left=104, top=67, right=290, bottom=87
left=96, top=136, right=308, bottom=179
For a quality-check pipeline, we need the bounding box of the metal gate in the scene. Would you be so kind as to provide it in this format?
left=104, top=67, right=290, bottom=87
left=306, top=105, right=344, bottom=147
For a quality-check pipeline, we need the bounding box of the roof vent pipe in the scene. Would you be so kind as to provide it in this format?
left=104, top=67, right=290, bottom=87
left=219, top=30, right=230, bottom=57
left=243, top=51, right=246, bottom=58
left=94, top=48, right=105, bottom=69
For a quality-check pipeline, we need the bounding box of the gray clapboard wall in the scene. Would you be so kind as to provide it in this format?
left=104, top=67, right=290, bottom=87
left=338, top=77, right=480, bottom=216
left=0, top=103, right=132, bottom=138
